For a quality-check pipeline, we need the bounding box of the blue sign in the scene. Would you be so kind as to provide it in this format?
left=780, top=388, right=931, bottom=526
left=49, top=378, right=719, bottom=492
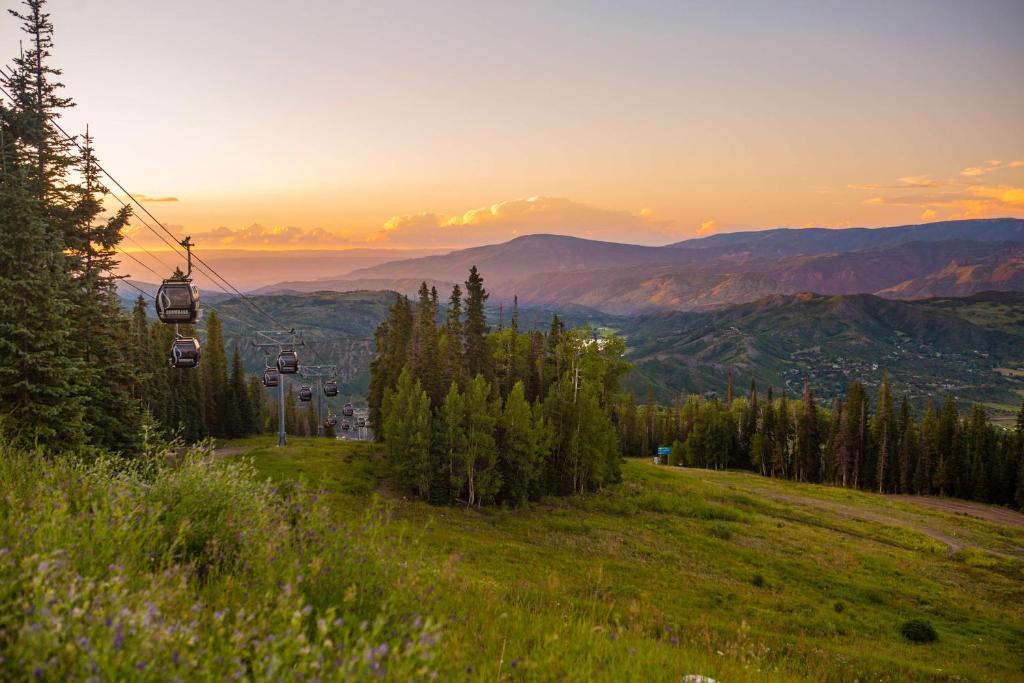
left=657, top=446, right=671, bottom=456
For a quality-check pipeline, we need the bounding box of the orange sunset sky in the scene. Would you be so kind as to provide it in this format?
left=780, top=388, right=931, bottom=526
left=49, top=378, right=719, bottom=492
left=4, top=0, right=1023, bottom=251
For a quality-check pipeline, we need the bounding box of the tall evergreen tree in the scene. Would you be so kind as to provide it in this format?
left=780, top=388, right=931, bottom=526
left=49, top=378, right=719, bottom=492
left=463, top=266, right=490, bottom=380
left=201, top=310, right=229, bottom=436
left=795, top=380, right=820, bottom=482
left=0, top=148, right=84, bottom=450
left=497, top=381, right=542, bottom=505
left=411, top=281, right=443, bottom=406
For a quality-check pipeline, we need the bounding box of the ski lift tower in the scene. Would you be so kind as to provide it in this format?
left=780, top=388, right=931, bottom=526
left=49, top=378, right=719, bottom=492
left=300, top=364, right=339, bottom=436
left=252, top=330, right=304, bottom=447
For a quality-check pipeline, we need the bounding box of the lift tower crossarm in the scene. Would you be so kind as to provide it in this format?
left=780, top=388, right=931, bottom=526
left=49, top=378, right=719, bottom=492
left=252, top=330, right=305, bottom=447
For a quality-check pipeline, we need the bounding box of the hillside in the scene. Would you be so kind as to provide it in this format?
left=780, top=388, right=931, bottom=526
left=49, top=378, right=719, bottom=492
left=224, top=436, right=1024, bottom=682
left=161, top=287, right=1024, bottom=416
left=204, top=290, right=395, bottom=396
left=256, top=219, right=1024, bottom=313
left=623, top=291, right=1024, bottom=414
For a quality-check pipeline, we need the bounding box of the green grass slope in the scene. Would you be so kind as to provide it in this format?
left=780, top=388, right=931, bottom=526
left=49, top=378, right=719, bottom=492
left=227, top=437, right=1024, bottom=682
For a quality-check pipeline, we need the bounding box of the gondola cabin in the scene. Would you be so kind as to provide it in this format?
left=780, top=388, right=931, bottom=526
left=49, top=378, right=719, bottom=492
left=155, top=279, right=200, bottom=324
left=324, top=380, right=338, bottom=396
left=342, top=402, right=354, bottom=417
left=299, top=386, right=313, bottom=402
left=277, top=349, right=299, bottom=374
left=262, top=367, right=279, bottom=387
left=356, top=417, right=366, bottom=427
left=340, top=421, right=351, bottom=431
left=170, top=337, right=200, bottom=368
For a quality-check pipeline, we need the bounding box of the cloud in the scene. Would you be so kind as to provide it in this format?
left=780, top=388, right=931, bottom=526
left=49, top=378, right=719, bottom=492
left=853, top=160, right=1024, bottom=221
left=960, top=159, right=1024, bottom=177
left=371, top=196, right=673, bottom=247
left=848, top=176, right=941, bottom=190
left=123, top=194, right=179, bottom=203
left=697, top=219, right=719, bottom=235
left=189, top=224, right=354, bottom=249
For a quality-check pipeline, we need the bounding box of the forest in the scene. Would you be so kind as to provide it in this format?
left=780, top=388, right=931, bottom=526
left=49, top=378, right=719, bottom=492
left=367, top=270, right=627, bottom=506
left=615, top=379, right=1024, bottom=509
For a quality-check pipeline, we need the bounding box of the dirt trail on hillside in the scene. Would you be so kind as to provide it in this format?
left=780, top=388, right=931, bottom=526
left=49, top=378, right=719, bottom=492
left=888, top=495, right=1024, bottom=529
left=761, top=492, right=971, bottom=556
left=213, top=447, right=245, bottom=459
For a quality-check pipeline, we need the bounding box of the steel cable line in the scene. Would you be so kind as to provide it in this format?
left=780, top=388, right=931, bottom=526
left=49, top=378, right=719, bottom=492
left=1, top=69, right=365, bottom=365
left=0, top=70, right=292, bottom=336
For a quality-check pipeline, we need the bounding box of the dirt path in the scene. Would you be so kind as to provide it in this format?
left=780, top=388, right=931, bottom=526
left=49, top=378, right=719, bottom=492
left=213, top=446, right=246, bottom=459
left=888, top=495, right=1024, bottom=529
left=761, top=491, right=971, bottom=556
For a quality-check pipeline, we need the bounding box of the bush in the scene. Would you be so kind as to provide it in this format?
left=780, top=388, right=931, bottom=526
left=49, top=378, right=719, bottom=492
left=0, top=446, right=441, bottom=681
left=834, top=601, right=845, bottom=613
left=708, top=523, right=733, bottom=540
left=751, top=573, right=766, bottom=588
left=900, top=619, right=938, bottom=643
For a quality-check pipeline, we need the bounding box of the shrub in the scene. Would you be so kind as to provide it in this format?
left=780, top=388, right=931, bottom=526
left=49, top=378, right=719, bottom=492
left=900, top=619, right=938, bottom=643
left=708, top=523, right=733, bottom=540
left=751, top=573, right=766, bottom=588
left=834, top=601, right=845, bottom=613
left=0, top=447, right=441, bottom=681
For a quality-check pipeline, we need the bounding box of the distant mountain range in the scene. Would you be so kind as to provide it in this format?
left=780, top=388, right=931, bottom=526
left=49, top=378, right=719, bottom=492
left=255, top=218, right=1024, bottom=313
left=624, top=290, right=1024, bottom=416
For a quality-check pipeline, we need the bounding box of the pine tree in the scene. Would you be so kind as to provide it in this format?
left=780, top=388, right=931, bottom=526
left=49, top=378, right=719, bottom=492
left=411, top=281, right=443, bottom=406
left=872, top=375, right=895, bottom=493
left=917, top=402, right=938, bottom=495
left=497, top=381, right=542, bottom=505
left=463, top=266, right=490, bottom=380
left=438, top=381, right=467, bottom=503
left=5, top=2, right=142, bottom=451
left=225, top=345, right=252, bottom=437
left=442, top=284, right=465, bottom=389
left=383, top=368, right=432, bottom=497
left=201, top=310, right=229, bottom=436
left=0, top=149, right=84, bottom=450
left=795, top=380, right=820, bottom=482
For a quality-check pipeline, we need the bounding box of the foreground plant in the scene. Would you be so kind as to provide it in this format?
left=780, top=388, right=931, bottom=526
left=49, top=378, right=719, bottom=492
left=0, top=445, right=440, bottom=681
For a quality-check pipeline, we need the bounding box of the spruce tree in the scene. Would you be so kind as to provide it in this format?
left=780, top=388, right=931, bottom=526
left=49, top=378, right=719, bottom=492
left=463, top=266, right=490, bottom=380
left=872, top=376, right=895, bottom=493
left=497, top=381, right=541, bottom=505
left=201, top=310, right=229, bottom=436
left=438, top=381, right=467, bottom=503
left=0, top=150, right=84, bottom=450
left=411, top=281, right=443, bottom=406
left=795, top=380, right=819, bottom=482
left=225, top=345, right=251, bottom=437
left=383, top=368, right=432, bottom=498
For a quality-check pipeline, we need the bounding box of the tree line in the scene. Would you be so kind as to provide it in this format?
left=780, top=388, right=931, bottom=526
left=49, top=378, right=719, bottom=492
left=0, top=1, right=143, bottom=452
left=616, top=377, right=1024, bottom=509
left=0, top=1, right=316, bottom=450
left=368, top=268, right=629, bottom=507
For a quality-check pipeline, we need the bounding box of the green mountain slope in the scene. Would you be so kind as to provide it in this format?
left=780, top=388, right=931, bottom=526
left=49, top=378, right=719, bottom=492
left=624, top=291, right=1024, bottom=415
left=227, top=437, right=1024, bottom=682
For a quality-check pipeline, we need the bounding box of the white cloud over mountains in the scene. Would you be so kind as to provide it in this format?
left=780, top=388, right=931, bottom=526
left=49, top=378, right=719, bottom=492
left=371, top=196, right=672, bottom=247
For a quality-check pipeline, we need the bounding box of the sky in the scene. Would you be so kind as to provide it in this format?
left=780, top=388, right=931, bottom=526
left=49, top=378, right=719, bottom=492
left=2, top=0, right=1023, bottom=250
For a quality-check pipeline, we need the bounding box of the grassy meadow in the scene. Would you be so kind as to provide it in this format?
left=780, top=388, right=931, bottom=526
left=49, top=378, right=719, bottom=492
left=221, top=437, right=1024, bottom=682
left=2, top=436, right=1021, bottom=681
